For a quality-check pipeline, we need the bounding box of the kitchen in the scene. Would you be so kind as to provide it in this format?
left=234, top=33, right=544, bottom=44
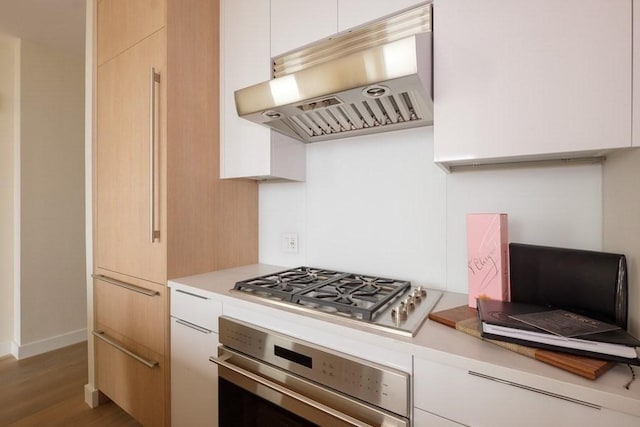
left=1, top=0, right=639, bottom=426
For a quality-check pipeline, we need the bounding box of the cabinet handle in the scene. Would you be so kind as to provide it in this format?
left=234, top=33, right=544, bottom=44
left=149, top=67, right=161, bottom=243
left=175, top=318, right=212, bottom=334
left=175, top=289, right=209, bottom=300
left=92, top=274, right=159, bottom=297
left=467, top=371, right=600, bottom=409
left=93, top=330, right=159, bottom=369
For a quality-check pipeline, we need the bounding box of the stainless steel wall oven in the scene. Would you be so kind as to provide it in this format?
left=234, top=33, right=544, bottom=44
left=210, top=317, right=411, bottom=426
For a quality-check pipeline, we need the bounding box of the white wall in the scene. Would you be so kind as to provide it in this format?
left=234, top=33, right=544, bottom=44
left=603, top=148, right=640, bottom=337
left=259, top=127, right=603, bottom=295
left=0, top=34, right=18, bottom=356
left=16, top=39, right=86, bottom=356
left=445, top=162, right=603, bottom=290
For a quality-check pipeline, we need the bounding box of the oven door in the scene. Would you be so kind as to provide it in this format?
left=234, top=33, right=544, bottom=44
left=211, top=347, right=410, bottom=427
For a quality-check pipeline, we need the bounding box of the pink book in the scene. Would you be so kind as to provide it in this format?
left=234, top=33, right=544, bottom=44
left=466, top=213, right=509, bottom=308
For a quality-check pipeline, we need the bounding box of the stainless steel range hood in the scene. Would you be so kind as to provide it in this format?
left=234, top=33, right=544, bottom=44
left=234, top=3, right=433, bottom=143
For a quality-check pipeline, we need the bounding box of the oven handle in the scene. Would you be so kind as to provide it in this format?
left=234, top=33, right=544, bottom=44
left=211, top=353, right=380, bottom=427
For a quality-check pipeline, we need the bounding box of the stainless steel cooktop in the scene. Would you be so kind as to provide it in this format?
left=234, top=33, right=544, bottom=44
left=232, top=266, right=441, bottom=337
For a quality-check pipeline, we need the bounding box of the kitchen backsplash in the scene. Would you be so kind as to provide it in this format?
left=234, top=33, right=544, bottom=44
left=259, top=127, right=603, bottom=294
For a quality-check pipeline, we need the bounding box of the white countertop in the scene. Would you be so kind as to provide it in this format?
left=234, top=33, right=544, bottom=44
left=168, top=264, right=640, bottom=418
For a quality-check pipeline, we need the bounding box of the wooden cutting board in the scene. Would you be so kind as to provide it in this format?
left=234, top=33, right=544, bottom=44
left=428, top=305, right=614, bottom=380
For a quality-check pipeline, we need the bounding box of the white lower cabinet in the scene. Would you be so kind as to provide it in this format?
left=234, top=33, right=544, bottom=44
left=414, top=408, right=464, bottom=427
left=413, top=357, right=639, bottom=427
left=170, top=288, right=222, bottom=427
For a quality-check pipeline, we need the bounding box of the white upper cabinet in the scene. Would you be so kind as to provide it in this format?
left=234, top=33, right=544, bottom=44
left=270, top=0, right=338, bottom=56
left=634, top=0, right=640, bottom=147
left=220, top=0, right=305, bottom=180
left=434, top=0, right=633, bottom=170
left=337, top=0, right=425, bottom=31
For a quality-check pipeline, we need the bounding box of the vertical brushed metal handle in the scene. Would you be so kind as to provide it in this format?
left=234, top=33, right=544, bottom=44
left=150, top=68, right=161, bottom=242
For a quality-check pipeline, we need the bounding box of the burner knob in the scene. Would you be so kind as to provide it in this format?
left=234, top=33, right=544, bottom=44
left=391, top=305, right=408, bottom=321
left=415, top=286, right=427, bottom=297
left=399, top=305, right=408, bottom=319
left=412, top=289, right=422, bottom=303
left=403, top=297, right=415, bottom=311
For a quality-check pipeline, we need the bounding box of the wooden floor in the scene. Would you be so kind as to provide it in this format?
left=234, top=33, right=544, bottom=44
left=0, top=341, right=140, bottom=426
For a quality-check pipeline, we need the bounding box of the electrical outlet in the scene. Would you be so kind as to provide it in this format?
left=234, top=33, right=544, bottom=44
left=281, top=232, right=299, bottom=254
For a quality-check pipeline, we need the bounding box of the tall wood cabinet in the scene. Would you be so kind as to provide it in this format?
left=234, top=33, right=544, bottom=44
left=92, top=1, right=258, bottom=425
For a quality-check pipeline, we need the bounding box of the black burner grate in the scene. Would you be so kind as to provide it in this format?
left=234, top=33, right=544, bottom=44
left=292, top=275, right=410, bottom=320
left=234, top=267, right=410, bottom=320
left=233, top=266, right=347, bottom=301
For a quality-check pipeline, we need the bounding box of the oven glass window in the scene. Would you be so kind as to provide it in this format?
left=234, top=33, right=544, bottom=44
left=219, top=378, right=319, bottom=427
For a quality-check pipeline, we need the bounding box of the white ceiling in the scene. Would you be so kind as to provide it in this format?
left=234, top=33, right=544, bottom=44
left=0, top=0, right=86, bottom=57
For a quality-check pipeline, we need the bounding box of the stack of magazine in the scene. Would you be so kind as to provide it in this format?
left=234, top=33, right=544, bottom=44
left=477, top=299, right=640, bottom=365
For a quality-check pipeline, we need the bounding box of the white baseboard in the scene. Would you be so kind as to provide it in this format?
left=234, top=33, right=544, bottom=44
left=14, top=328, right=88, bottom=359
left=84, top=383, right=110, bottom=408
left=0, top=341, right=11, bottom=358
left=84, top=384, right=100, bottom=408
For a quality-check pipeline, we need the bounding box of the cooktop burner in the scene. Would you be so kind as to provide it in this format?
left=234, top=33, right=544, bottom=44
left=233, top=266, right=442, bottom=337
left=293, top=274, right=410, bottom=320
left=233, top=266, right=345, bottom=301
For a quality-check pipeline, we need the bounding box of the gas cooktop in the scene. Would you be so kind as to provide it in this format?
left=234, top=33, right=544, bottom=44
left=232, top=266, right=442, bottom=337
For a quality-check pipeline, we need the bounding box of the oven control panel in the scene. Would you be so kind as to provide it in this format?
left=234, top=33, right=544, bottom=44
left=218, top=316, right=410, bottom=418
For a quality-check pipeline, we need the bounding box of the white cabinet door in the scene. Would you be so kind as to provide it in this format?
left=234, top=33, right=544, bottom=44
left=413, top=408, right=464, bottom=427
left=633, top=0, right=640, bottom=147
left=220, top=0, right=305, bottom=181
left=171, top=317, right=219, bottom=427
left=414, top=357, right=640, bottom=426
left=170, top=288, right=222, bottom=427
left=270, top=0, right=337, bottom=57
left=337, top=0, right=424, bottom=31
left=171, top=287, right=220, bottom=332
left=220, top=0, right=271, bottom=179
left=434, top=0, right=632, bottom=168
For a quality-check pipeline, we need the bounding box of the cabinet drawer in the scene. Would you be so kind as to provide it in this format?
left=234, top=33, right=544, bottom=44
left=170, top=287, right=221, bottom=332
left=95, top=335, right=165, bottom=426
left=413, top=407, right=464, bottom=427
left=414, top=358, right=639, bottom=427
left=171, top=317, right=219, bottom=427
left=94, top=276, right=165, bottom=355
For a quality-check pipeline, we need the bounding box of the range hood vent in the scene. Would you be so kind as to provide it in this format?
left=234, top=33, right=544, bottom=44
left=234, top=3, right=433, bottom=143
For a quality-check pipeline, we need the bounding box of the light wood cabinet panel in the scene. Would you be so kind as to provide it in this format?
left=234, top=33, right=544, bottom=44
left=95, top=337, right=165, bottom=427
left=93, top=1, right=258, bottom=425
left=97, top=0, right=165, bottom=65
left=96, top=29, right=167, bottom=285
left=433, top=0, right=632, bottom=169
left=94, top=277, right=165, bottom=355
